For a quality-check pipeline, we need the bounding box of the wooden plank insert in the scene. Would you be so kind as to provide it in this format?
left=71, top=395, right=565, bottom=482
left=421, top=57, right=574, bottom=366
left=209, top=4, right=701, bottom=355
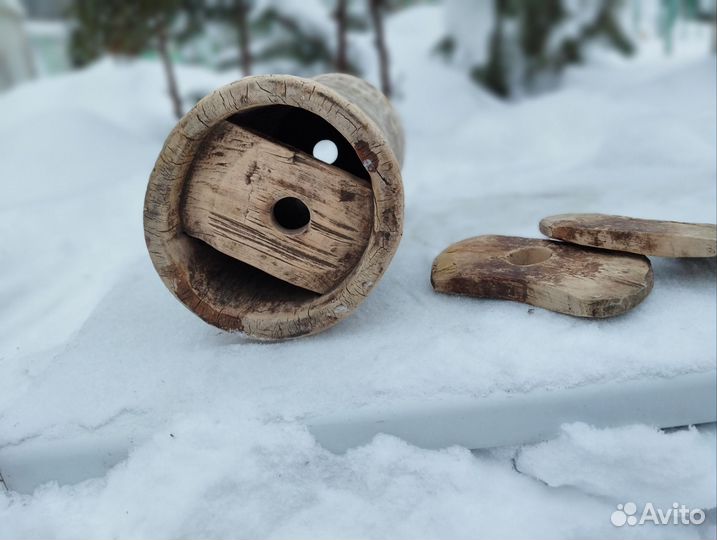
left=181, top=121, right=373, bottom=294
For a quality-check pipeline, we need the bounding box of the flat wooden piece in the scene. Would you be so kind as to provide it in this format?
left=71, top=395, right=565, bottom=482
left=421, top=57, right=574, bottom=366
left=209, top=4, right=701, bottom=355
left=181, top=121, right=373, bottom=294
left=540, top=213, right=717, bottom=258
left=431, top=235, right=653, bottom=318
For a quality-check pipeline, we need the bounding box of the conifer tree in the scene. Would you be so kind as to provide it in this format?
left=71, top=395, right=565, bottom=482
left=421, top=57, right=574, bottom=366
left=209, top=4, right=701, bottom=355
left=207, top=0, right=252, bottom=76
left=443, top=0, right=635, bottom=98
left=335, top=0, right=349, bottom=72
left=251, top=0, right=349, bottom=76
left=69, top=0, right=205, bottom=118
left=369, top=0, right=392, bottom=97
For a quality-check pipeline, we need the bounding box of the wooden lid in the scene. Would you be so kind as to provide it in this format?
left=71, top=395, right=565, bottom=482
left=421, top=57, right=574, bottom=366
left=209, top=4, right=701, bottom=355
left=540, top=213, right=717, bottom=258
left=431, top=235, right=653, bottom=318
left=144, top=74, right=404, bottom=339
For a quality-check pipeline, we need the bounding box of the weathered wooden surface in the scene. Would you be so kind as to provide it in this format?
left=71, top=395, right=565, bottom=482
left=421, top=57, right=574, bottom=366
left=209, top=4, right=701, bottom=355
left=314, top=73, right=404, bottom=166
left=540, top=214, right=717, bottom=258
left=144, top=73, right=404, bottom=339
left=181, top=121, right=373, bottom=294
left=431, top=235, right=653, bottom=318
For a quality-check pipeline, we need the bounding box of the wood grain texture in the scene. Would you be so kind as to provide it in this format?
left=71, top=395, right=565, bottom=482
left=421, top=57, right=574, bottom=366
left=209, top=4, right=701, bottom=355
left=181, top=121, right=373, bottom=294
left=540, top=214, right=717, bottom=258
left=143, top=74, right=404, bottom=339
left=431, top=235, right=653, bottom=318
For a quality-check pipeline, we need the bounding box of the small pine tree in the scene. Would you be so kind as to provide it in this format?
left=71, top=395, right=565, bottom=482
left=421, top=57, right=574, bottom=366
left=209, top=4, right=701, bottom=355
left=69, top=0, right=205, bottom=118
left=369, top=0, right=392, bottom=97
left=247, top=0, right=363, bottom=77
left=335, top=0, right=349, bottom=72
left=456, top=0, right=635, bottom=98
left=205, top=1, right=368, bottom=79
left=206, top=0, right=252, bottom=76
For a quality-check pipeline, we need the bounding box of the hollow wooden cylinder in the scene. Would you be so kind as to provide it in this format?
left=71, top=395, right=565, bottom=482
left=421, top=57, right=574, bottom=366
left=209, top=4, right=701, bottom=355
left=143, top=74, right=404, bottom=339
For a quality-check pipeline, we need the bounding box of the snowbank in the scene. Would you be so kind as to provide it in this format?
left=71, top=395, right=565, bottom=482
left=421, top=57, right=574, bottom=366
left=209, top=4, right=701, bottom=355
left=1, top=417, right=711, bottom=539
left=516, top=423, right=717, bottom=510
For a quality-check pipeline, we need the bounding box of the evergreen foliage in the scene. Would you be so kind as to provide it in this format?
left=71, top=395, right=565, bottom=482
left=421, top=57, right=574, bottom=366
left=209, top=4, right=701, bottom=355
left=69, top=0, right=205, bottom=67
left=471, top=0, right=635, bottom=98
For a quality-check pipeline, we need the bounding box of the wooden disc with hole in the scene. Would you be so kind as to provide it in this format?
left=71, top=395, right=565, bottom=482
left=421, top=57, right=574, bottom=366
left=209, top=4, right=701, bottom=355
left=431, top=236, right=653, bottom=318
left=144, top=74, right=404, bottom=340
left=540, top=214, right=717, bottom=258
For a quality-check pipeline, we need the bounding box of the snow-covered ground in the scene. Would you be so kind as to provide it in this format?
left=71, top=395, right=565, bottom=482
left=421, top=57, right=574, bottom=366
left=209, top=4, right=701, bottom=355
left=1, top=5, right=715, bottom=538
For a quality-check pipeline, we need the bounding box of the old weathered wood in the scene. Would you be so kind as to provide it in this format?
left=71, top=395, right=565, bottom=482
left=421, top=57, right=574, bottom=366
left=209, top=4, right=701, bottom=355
left=540, top=214, right=717, bottom=258
left=181, top=121, right=373, bottom=294
left=431, top=235, right=653, bottom=318
left=144, top=73, right=404, bottom=339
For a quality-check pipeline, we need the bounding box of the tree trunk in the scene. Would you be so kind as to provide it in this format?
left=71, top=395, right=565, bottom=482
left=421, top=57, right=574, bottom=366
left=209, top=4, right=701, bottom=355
left=369, top=0, right=391, bottom=97
left=237, top=0, right=252, bottom=76
left=157, top=24, right=183, bottom=120
left=335, top=0, right=348, bottom=72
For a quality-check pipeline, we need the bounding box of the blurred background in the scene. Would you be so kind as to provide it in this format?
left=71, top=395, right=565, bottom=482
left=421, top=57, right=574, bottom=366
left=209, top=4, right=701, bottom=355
left=1, top=0, right=715, bottom=111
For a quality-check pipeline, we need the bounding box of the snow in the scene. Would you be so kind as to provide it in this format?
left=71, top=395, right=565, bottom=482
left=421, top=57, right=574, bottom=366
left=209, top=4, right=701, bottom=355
left=1, top=420, right=714, bottom=538
left=443, top=0, right=495, bottom=67
left=1, top=418, right=713, bottom=539
left=547, top=1, right=604, bottom=55
left=516, top=423, right=717, bottom=510
left=251, top=0, right=334, bottom=40
left=1, top=4, right=715, bottom=538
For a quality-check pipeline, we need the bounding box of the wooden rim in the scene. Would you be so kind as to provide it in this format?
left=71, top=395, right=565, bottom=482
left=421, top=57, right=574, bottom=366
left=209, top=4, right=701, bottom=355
left=143, top=75, right=404, bottom=339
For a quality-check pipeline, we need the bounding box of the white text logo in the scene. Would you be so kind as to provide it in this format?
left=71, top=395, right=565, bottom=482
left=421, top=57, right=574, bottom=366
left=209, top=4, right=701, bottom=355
left=611, top=502, right=705, bottom=527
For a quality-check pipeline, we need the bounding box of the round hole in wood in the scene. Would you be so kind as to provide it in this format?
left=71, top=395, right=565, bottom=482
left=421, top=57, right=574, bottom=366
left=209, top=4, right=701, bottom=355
left=229, top=105, right=370, bottom=181
left=272, top=197, right=311, bottom=233
left=507, top=246, right=553, bottom=266
left=313, top=139, right=338, bottom=164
